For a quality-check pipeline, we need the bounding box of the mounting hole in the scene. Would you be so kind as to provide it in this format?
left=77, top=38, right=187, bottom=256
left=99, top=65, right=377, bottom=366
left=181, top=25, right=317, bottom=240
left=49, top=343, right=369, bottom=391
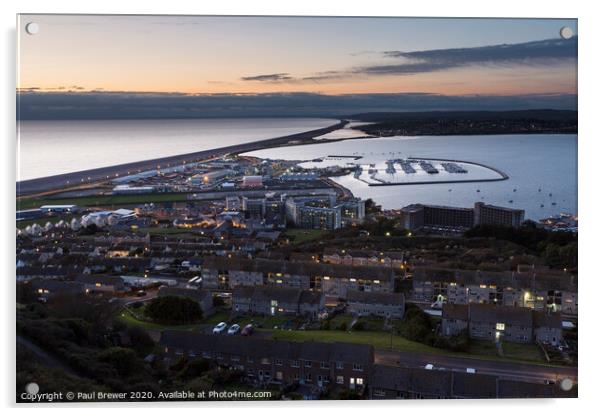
left=25, top=22, right=39, bottom=35
left=560, top=378, right=574, bottom=391
left=560, top=26, right=573, bottom=40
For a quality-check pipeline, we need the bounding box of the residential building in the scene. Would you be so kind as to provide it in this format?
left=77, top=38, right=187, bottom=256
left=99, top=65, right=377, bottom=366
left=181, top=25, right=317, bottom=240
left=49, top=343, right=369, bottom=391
left=412, top=267, right=577, bottom=314
left=474, top=202, right=524, bottom=228
left=199, top=257, right=395, bottom=299
left=29, top=279, right=86, bottom=299
left=232, top=286, right=324, bottom=317
left=75, top=275, right=126, bottom=293
left=323, top=249, right=405, bottom=269
left=347, top=291, right=405, bottom=319
left=159, top=331, right=374, bottom=391
left=441, top=303, right=563, bottom=345
left=369, top=365, right=572, bottom=399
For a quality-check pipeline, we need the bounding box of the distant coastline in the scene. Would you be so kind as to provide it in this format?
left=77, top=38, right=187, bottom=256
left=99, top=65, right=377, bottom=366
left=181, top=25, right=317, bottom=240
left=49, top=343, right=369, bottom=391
left=16, top=120, right=346, bottom=197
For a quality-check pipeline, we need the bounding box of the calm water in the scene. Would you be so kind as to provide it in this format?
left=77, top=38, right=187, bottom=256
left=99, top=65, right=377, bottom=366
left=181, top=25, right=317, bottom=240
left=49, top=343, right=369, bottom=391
left=17, top=118, right=336, bottom=181
left=245, top=134, right=577, bottom=221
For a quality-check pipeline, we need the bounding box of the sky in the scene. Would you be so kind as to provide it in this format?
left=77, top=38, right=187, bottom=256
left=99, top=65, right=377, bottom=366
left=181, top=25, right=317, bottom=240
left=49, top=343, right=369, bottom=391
left=16, top=15, right=577, bottom=118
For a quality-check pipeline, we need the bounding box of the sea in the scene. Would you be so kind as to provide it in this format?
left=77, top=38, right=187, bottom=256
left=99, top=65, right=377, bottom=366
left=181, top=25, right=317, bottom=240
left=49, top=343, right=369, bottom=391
left=244, top=134, right=578, bottom=221
left=17, top=118, right=577, bottom=221
left=17, top=118, right=337, bottom=181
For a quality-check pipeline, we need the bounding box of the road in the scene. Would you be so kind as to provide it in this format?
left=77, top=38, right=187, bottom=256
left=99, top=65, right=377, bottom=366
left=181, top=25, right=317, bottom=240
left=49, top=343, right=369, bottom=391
left=17, top=120, right=346, bottom=196
left=376, top=349, right=577, bottom=384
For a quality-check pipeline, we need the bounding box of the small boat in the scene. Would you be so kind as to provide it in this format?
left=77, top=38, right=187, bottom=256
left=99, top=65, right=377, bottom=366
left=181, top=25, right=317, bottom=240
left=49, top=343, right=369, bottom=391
left=538, top=188, right=541, bottom=192
left=540, top=204, right=545, bottom=207
left=508, top=200, right=513, bottom=203
left=552, top=202, right=557, bottom=206
left=513, top=189, right=516, bottom=192
left=549, top=193, right=553, bottom=197
left=477, top=189, right=480, bottom=193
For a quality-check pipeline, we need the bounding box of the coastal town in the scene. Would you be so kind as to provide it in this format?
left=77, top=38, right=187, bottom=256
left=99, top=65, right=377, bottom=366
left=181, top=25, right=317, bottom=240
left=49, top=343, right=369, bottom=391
left=16, top=149, right=578, bottom=401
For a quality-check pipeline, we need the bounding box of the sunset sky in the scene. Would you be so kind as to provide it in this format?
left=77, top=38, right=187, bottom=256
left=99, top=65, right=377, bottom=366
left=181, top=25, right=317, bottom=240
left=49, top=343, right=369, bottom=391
left=17, top=15, right=577, bottom=96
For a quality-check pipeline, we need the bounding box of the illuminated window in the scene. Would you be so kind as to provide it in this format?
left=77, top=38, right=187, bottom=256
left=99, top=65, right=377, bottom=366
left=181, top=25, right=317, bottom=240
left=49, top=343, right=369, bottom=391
left=336, top=376, right=344, bottom=384
left=496, top=323, right=505, bottom=331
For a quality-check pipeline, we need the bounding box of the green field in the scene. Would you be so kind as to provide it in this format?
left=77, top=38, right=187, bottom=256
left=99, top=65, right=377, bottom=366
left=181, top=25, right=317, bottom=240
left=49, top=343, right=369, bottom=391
left=465, top=340, right=545, bottom=363
left=117, top=306, right=549, bottom=365
left=17, top=192, right=190, bottom=210
left=271, top=329, right=443, bottom=354
left=282, top=229, right=329, bottom=245
left=269, top=329, right=549, bottom=365
left=116, top=308, right=202, bottom=331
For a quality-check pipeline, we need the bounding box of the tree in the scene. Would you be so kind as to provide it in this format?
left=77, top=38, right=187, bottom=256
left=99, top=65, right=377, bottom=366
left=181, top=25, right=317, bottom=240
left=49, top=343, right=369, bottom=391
left=97, top=347, right=144, bottom=377
left=144, top=296, right=203, bottom=324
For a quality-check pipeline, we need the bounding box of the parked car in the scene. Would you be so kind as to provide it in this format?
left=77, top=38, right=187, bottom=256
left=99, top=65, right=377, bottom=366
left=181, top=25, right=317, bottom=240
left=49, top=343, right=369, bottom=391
left=241, top=324, right=254, bottom=336
left=227, top=324, right=240, bottom=335
left=466, top=368, right=476, bottom=374
left=213, top=322, right=227, bottom=334
left=135, top=290, right=147, bottom=297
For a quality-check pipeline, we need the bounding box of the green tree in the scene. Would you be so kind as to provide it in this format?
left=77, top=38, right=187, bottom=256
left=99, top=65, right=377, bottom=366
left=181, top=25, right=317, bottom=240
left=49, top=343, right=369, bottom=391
left=144, top=296, right=203, bottom=324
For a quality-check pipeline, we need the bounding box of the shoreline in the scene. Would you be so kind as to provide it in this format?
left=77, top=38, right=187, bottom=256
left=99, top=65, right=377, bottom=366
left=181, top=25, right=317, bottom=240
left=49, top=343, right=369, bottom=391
left=366, top=156, right=509, bottom=187
left=16, top=119, right=346, bottom=197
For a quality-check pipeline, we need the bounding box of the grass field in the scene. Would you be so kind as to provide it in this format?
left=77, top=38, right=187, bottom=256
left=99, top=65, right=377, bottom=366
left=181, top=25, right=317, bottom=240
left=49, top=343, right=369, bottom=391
left=269, top=329, right=549, bottom=365
left=282, top=229, right=329, bottom=245
left=17, top=192, right=190, bottom=210
left=271, top=329, right=442, bottom=354
left=116, top=308, right=201, bottom=331
left=117, top=306, right=549, bottom=365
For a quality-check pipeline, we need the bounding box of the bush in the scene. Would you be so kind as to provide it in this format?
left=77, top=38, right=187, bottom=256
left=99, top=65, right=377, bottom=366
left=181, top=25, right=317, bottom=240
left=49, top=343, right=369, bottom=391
left=97, top=347, right=144, bottom=377
left=397, top=305, right=433, bottom=342
left=144, top=296, right=203, bottom=324
left=337, top=321, right=347, bottom=331
left=126, top=327, right=155, bottom=356
left=178, top=358, right=212, bottom=380
left=352, top=321, right=365, bottom=331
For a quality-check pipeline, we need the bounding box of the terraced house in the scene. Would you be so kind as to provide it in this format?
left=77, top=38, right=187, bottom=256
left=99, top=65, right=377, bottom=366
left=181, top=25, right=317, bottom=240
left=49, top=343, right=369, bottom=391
left=441, top=303, right=563, bottom=345
left=322, top=249, right=405, bottom=269
left=369, top=364, right=573, bottom=399
left=232, top=286, right=324, bottom=318
left=159, top=331, right=374, bottom=392
left=199, top=257, right=395, bottom=299
left=412, top=267, right=577, bottom=314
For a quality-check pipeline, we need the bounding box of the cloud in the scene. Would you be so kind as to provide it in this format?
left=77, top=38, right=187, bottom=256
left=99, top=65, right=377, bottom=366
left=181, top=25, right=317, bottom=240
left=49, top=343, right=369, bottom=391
left=241, top=73, right=293, bottom=82
left=360, top=37, right=577, bottom=75
left=16, top=91, right=576, bottom=120
left=241, top=37, right=577, bottom=83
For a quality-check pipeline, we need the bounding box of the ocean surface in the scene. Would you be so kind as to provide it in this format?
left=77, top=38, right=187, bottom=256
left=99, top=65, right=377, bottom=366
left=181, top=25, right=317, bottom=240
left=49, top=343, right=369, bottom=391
left=17, top=118, right=337, bottom=181
left=245, top=134, right=578, bottom=221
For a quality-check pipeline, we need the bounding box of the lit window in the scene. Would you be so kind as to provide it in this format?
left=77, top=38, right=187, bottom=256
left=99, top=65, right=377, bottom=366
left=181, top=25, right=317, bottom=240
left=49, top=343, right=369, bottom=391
left=496, top=323, right=505, bottom=331
left=336, top=376, right=344, bottom=384
left=356, top=378, right=364, bottom=386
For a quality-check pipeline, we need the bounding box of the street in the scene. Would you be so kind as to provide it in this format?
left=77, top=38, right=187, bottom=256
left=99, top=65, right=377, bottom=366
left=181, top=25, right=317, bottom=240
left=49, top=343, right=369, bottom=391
left=376, top=349, right=577, bottom=384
